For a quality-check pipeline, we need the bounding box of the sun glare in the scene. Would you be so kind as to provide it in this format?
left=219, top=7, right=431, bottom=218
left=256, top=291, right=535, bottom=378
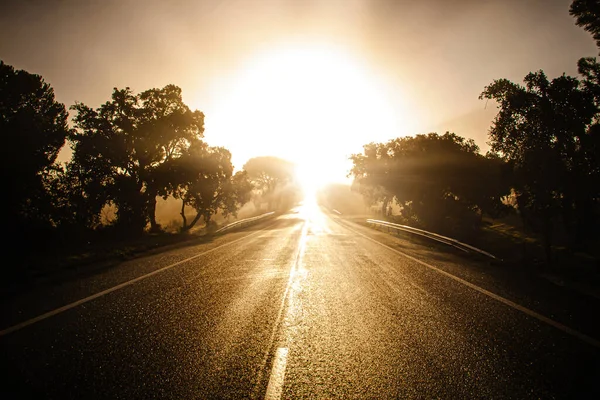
left=205, top=41, right=415, bottom=192
left=296, top=162, right=321, bottom=201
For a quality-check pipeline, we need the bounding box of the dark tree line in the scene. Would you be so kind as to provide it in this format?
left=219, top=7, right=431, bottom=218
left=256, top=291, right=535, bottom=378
left=480, top=67, right=600, bottom=260
left=1, top=60, right=70, bottom=236
left=65, top=85, right=212, bottom=234
left=350, top=133, right=510, bottom=238
left=1, top=61, right=299, bottom=250
left=350, top=1, right=600, bottom=262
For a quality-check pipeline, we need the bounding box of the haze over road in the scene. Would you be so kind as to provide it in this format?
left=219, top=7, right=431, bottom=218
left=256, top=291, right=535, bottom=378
left=1, top=202, right=599, bottom=399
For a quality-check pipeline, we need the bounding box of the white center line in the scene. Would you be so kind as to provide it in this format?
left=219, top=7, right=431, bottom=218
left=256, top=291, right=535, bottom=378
left=264, top=347, right=289, bottom=400
left=252, top=222, right=307, bottom=398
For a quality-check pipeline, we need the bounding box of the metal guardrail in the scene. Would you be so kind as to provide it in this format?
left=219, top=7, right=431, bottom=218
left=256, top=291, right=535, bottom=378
left=366, top=219, right=498, bottom=260
left=215, top=212, right=275, bottom=234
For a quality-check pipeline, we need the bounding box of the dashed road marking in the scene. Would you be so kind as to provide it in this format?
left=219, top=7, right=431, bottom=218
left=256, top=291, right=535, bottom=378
left=264, top=347, right=289, bottom=400
left=253, top=221, right=309, bottom=399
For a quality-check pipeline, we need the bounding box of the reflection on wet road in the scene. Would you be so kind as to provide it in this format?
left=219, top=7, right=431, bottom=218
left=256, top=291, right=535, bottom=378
left=1, top=203, right=599, bottom=398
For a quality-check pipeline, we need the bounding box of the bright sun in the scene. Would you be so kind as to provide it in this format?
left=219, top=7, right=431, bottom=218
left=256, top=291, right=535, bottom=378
left=205, top=41, right=414, bottom=196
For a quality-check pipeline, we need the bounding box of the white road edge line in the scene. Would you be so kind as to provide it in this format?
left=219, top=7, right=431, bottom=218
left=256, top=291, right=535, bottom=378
left=346, top=224, right=600, bottom=349
left=264, top=347, right=289, bottom=400
left=0, top=228, right=269, bottom=337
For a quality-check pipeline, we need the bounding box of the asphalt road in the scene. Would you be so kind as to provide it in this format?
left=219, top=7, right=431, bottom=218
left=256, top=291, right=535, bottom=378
left=1, top=202, right=599, bottom=399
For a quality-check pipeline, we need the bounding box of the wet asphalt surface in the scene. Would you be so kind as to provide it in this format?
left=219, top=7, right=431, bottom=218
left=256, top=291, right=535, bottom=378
left=1, top=204, right=599, bottom=399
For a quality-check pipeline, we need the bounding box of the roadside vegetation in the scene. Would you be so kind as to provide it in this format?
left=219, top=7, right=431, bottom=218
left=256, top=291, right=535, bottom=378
left=348, top=2, right=600, bottom=282
left=3, top=1, right=599, bottom=289
left=1, top=63, right=301, bottom=285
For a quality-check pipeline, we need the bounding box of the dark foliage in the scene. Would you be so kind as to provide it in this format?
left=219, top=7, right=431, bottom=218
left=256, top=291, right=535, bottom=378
left=68, top=85, right=205, bottom=234
left=0, top=60, right=69, bottom=235
left=570, top=0, right=600, bottom=52
left=170, top=142, right=253, bottom=231
left=350, top=133, right=510, bottom=238
left=481, top=69, right=600, bottom=261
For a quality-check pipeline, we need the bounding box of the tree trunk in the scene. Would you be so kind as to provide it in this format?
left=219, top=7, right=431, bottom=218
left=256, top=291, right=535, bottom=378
left=382, top=196, right=389, bottom=217
left=148, top=195, right=160, bottom=232
left=182, top=211, right=203, bottom=231
left=180, top=200, right=187, bottom=231
left=204, top=212, right=217, bottom=233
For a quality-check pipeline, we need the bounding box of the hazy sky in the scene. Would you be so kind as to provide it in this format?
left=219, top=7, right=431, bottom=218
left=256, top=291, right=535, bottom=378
left=1, top=0, right=597, bottom=183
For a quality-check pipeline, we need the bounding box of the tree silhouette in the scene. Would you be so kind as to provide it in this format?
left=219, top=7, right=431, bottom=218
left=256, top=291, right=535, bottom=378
left=0, top=60, right=69, bottom=233
left=350, top=133, right=508, bottom=236
left=243, top=156, right=300, bottom=211
left=46, top=161, right=106, bottom=232
left=171, top=142, right=252, bottom=231
left=226, top=170, right=254, bottom=214
left=349, top=142, right=394, bottom=215
left=569, top=58, right=600, bottom=246
left=243, top=156, right=295, bottom=193
left=570, top=0, right=600, bottom=52
left=69, top=85, right=204, bottom=234
left=481, top=70, right=599, bottom=259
